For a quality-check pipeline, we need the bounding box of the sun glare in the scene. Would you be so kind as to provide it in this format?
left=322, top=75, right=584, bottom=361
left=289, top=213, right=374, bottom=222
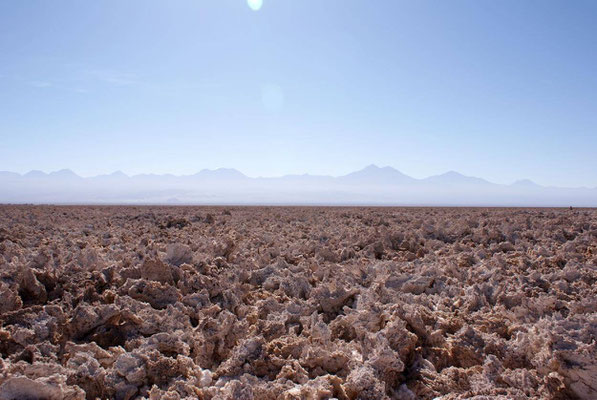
left=247, top=0, right=263, bottom=11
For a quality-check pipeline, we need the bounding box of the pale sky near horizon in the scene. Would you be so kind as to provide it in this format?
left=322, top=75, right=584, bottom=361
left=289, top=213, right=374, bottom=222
left=1, top=1, right=596, bottom=186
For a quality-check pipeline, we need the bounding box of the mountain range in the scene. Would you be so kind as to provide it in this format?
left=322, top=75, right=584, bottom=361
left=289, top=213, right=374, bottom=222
left=1, top=165, right=595, bottom=206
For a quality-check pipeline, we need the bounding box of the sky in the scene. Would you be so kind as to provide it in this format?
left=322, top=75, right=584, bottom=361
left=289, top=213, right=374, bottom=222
left=0, top=0, right=596, bottom=187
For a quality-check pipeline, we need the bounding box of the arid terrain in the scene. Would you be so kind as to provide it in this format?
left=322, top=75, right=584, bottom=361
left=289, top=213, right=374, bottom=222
left=0, top=206, right=596, bottom=400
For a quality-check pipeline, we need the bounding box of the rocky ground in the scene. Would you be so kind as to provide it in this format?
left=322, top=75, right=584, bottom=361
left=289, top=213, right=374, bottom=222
left=0, top=206, right=595, bottom=399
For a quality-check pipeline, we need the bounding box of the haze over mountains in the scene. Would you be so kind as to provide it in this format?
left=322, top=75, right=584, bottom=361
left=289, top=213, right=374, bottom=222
left=1, top=165, right=595, bottom=206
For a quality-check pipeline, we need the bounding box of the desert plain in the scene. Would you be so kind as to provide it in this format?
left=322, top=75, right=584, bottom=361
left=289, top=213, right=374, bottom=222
left=0, top=205, right=596, bottom=399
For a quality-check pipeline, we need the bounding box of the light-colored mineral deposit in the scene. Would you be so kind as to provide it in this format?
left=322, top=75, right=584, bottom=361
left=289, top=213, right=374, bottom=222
left=0, top=206, right=595, bottom=399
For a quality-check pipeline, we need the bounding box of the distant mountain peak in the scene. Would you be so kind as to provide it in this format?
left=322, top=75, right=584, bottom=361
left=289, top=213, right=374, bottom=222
left=24, top=170, right=47, bottom=178
left=423, top=171, right=490, bottom=185
left=351, top=164, right=404, bottom=174
left=49, top=169, right=80, bottom=178
left=361, top=164, right=400, bottom=172
left=340, top=164, right=415, bottom=184
left=363, top=164, right=381, bottom=170
left=214, top=167, right=244, bottom=174
left=441, top=170, right=464, bottom=177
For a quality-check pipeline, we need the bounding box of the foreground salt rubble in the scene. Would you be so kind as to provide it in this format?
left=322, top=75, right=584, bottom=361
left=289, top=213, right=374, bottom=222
left=0, top=206, right=595, bottom=399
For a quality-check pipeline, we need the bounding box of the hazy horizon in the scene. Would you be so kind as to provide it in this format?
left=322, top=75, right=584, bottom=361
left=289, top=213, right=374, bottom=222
left=2, top=1, right=597, bottom=189
left=1, top=163, right=596, bottom=206
left=1, top=164, right=596, bottom=189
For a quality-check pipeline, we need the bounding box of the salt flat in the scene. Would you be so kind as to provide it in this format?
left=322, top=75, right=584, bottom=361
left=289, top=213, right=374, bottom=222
left=0, top=206, right=595, bottom=399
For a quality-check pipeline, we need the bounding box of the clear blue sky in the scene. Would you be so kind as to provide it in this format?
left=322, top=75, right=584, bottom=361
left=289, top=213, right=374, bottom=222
left=1, top=0, right=596, bottom=186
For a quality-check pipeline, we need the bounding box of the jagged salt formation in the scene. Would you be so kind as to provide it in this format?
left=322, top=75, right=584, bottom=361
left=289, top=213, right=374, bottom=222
left=0, top=206, right=595, bottom=399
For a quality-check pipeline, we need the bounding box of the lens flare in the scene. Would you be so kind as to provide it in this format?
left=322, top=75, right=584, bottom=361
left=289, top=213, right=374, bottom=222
left=247, top=0, right=263, bottom=11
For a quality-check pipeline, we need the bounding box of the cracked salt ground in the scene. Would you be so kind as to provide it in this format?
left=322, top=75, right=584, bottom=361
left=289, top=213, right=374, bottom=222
left=0, top=206, right=595, bottom=399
